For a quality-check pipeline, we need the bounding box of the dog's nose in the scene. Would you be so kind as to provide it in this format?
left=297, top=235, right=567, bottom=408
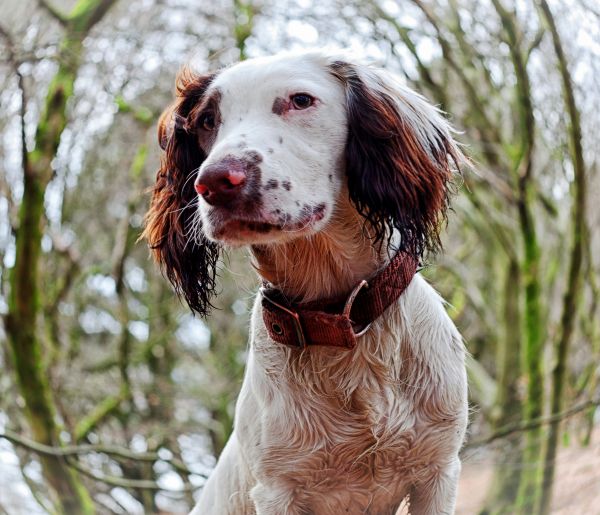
left=195, top=158, right=247, bottom=206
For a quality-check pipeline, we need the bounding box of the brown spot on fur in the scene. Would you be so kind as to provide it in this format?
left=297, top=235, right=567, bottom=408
left=265, top=179, right=279, bottom=190
left=282, top=180, right=292, bottom=191
left=242, top=151, right=263, bottom=209
left=279, top=212, right=292, bottom=225
left=313, top=203, right=326, bottom=219
left=272, top=97, right=288, bottom=115
left=279, top=136, right=284, bottom=144
left=247, top=151, right=263, bottom=164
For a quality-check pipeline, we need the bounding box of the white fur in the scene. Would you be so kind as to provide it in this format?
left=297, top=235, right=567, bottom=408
left=189, top=51, right=468, bottom=515
left=197, top=51, right=348, bottom=246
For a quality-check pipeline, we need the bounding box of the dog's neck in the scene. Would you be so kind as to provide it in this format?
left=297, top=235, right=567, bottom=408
left=251, top=199, right=387, bottom=303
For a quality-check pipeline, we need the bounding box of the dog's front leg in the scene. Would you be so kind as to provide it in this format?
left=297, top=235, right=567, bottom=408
left=190, top=432, right=252, bottom=515
left=408, top=458, right=461, bottom=515
left=251, top=482, right=308, bottom=515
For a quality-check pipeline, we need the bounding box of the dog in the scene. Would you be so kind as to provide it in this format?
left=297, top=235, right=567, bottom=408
left=143, top=50, right=468, bottom=515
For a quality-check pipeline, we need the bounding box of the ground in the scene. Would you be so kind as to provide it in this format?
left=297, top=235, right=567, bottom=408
left=455, top=426, right=600, bottom=514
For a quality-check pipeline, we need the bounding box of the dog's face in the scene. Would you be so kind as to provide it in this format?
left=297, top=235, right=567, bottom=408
left=144, top=51, right=461, bottom=314
left=191, top=54, right=348, bottom=245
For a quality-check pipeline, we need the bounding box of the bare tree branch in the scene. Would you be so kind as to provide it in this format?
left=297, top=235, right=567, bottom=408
left=37, top=0, right=68, bottom=25
left=0, top=24, right=25, bottom=218
left=410, top=0, right=504, bottom=155
left=537, top=1, right=588, bottom=511
left=65, top=457, right=199, bottom=492
left=0, top=428, right=201, bottom=478
left=73, top=389, right=128, bottom=443
left=464, top=396, right=600, bottom=450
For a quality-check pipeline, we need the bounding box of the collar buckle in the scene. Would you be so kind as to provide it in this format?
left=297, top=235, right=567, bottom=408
left=260, top=287, right=307, bottom=348
left=343, top=279, right=372, bottom=337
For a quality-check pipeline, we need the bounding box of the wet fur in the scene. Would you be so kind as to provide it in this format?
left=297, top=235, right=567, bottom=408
left=143, top=51, right=468, bottom=514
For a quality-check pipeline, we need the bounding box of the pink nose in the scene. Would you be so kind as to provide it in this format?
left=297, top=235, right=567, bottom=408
left=195, top=158, right=247, bottom=206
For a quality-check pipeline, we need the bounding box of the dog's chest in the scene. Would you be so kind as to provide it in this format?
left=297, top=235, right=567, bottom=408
left=253, top=384, right=423, bottom=512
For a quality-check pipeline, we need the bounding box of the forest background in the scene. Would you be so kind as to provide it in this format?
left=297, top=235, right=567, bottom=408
left=0, top=0, right=599, bottom=513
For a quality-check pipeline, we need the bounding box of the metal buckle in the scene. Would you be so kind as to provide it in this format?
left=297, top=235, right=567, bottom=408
left=343, top=280, right=372, bottom=337
left=260, top=287, right=307, bottom=348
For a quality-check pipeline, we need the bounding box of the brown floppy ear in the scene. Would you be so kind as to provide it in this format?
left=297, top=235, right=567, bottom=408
left=330, top=61, right=462, bottom=259
left=142, top=67, right=219, bottom=316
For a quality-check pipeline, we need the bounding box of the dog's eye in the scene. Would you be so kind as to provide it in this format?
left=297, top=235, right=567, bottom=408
left=291, top=94, right=314, bottom=110
left=199, top=112, right=216, bottom=131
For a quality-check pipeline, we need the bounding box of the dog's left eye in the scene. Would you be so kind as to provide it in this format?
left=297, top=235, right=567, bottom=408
left=199, top=112, right=216, bottom=131
left=291, top=94, right=314, bottom=110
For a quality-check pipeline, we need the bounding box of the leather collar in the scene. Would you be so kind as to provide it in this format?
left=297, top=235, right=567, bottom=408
left=260, top=251, right=418, bottom=349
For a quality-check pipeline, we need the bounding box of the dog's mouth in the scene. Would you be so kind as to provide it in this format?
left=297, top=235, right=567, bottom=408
left=205, top=204, right=327, bottom=244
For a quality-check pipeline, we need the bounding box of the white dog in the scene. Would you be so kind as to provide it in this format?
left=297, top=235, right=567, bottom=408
left=144, top=50, right=468, bottom=515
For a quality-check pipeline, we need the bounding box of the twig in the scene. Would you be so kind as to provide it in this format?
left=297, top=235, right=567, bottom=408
left=37, top=0, right=68, bottom=25
left=65, top=457, right=199, bottom=492
left=0, top=24, right=25, bottom=216
left=19, top=465, right=55, bottom=514
left=0, top=429, right=201, bottom=478
left=464, top=397, right=600, bottom=450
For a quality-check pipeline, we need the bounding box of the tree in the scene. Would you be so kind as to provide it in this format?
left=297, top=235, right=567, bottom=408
left=3, top=2, right=118, bottom=512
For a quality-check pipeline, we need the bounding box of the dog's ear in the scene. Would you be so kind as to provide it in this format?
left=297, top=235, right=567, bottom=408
left=143, top=67, right=220, bottom=316
left=330, top=61, right=462, bottom=259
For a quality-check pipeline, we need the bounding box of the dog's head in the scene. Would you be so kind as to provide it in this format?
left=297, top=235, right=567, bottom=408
left=143, top=51, right=461, bottom=315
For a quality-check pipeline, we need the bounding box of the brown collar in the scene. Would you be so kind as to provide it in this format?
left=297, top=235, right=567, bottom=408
left=260, top=251, right=418, bottom=349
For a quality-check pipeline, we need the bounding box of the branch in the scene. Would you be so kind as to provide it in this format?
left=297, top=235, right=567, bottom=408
left=74, top=388, right=127, bottom=442
left=575, top=0, right=600, bottom=19
left=65, top=457, right=199, bottom=492
left=409, top=0, right=506, bottom=169
left=462, top=180, right=517, bottom=261
left=447, top=0, right=496, bottom=93
left=0, top=429, right=201, bottom=478
left=368, top=3, right=448, bottom=109
left=19, top=465, right=55, bottom=514
left=537, top=1, right=588, bottom=508
left=47, top=231, right=82, bottom=311
left=464, top=396, right=600, bottom=450
left=68, top=0, right=119, bottom=34
left=526, top=27, right=546, bottom=61
left=490, top=0, right=535, bottom=179
left=37, top=0, right=68, bottom=25
left=0, top=24, right=26, bottom=212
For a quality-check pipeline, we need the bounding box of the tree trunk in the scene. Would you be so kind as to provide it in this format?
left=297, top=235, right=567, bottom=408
left=537, top=1, right=587, bottom=513
left=481, top=259, right=523, bottom=514
left=4, top=1, right=117, bottom=512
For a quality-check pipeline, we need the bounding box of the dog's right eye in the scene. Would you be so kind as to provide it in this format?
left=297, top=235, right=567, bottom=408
left=291, top=94, right=314, bottom=110
left=199, top=112, right=216, bottom=131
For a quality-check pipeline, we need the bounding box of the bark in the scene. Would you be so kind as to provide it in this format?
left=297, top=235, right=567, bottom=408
left=580, top=223, right=600, bottom=446
left=536, top=1, right=587, bottom=513
left=4, top=1, right=118, bottom=513
left=481, top=259, right=523, bottom=514
left=488, top=1, right=544, bottom=511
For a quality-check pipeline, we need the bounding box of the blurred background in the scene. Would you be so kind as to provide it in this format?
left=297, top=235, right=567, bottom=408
left=0, top=0, right=598, bottom=513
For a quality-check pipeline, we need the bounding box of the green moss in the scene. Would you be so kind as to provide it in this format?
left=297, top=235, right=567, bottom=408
left=131, top=144, right=148, bottom=180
